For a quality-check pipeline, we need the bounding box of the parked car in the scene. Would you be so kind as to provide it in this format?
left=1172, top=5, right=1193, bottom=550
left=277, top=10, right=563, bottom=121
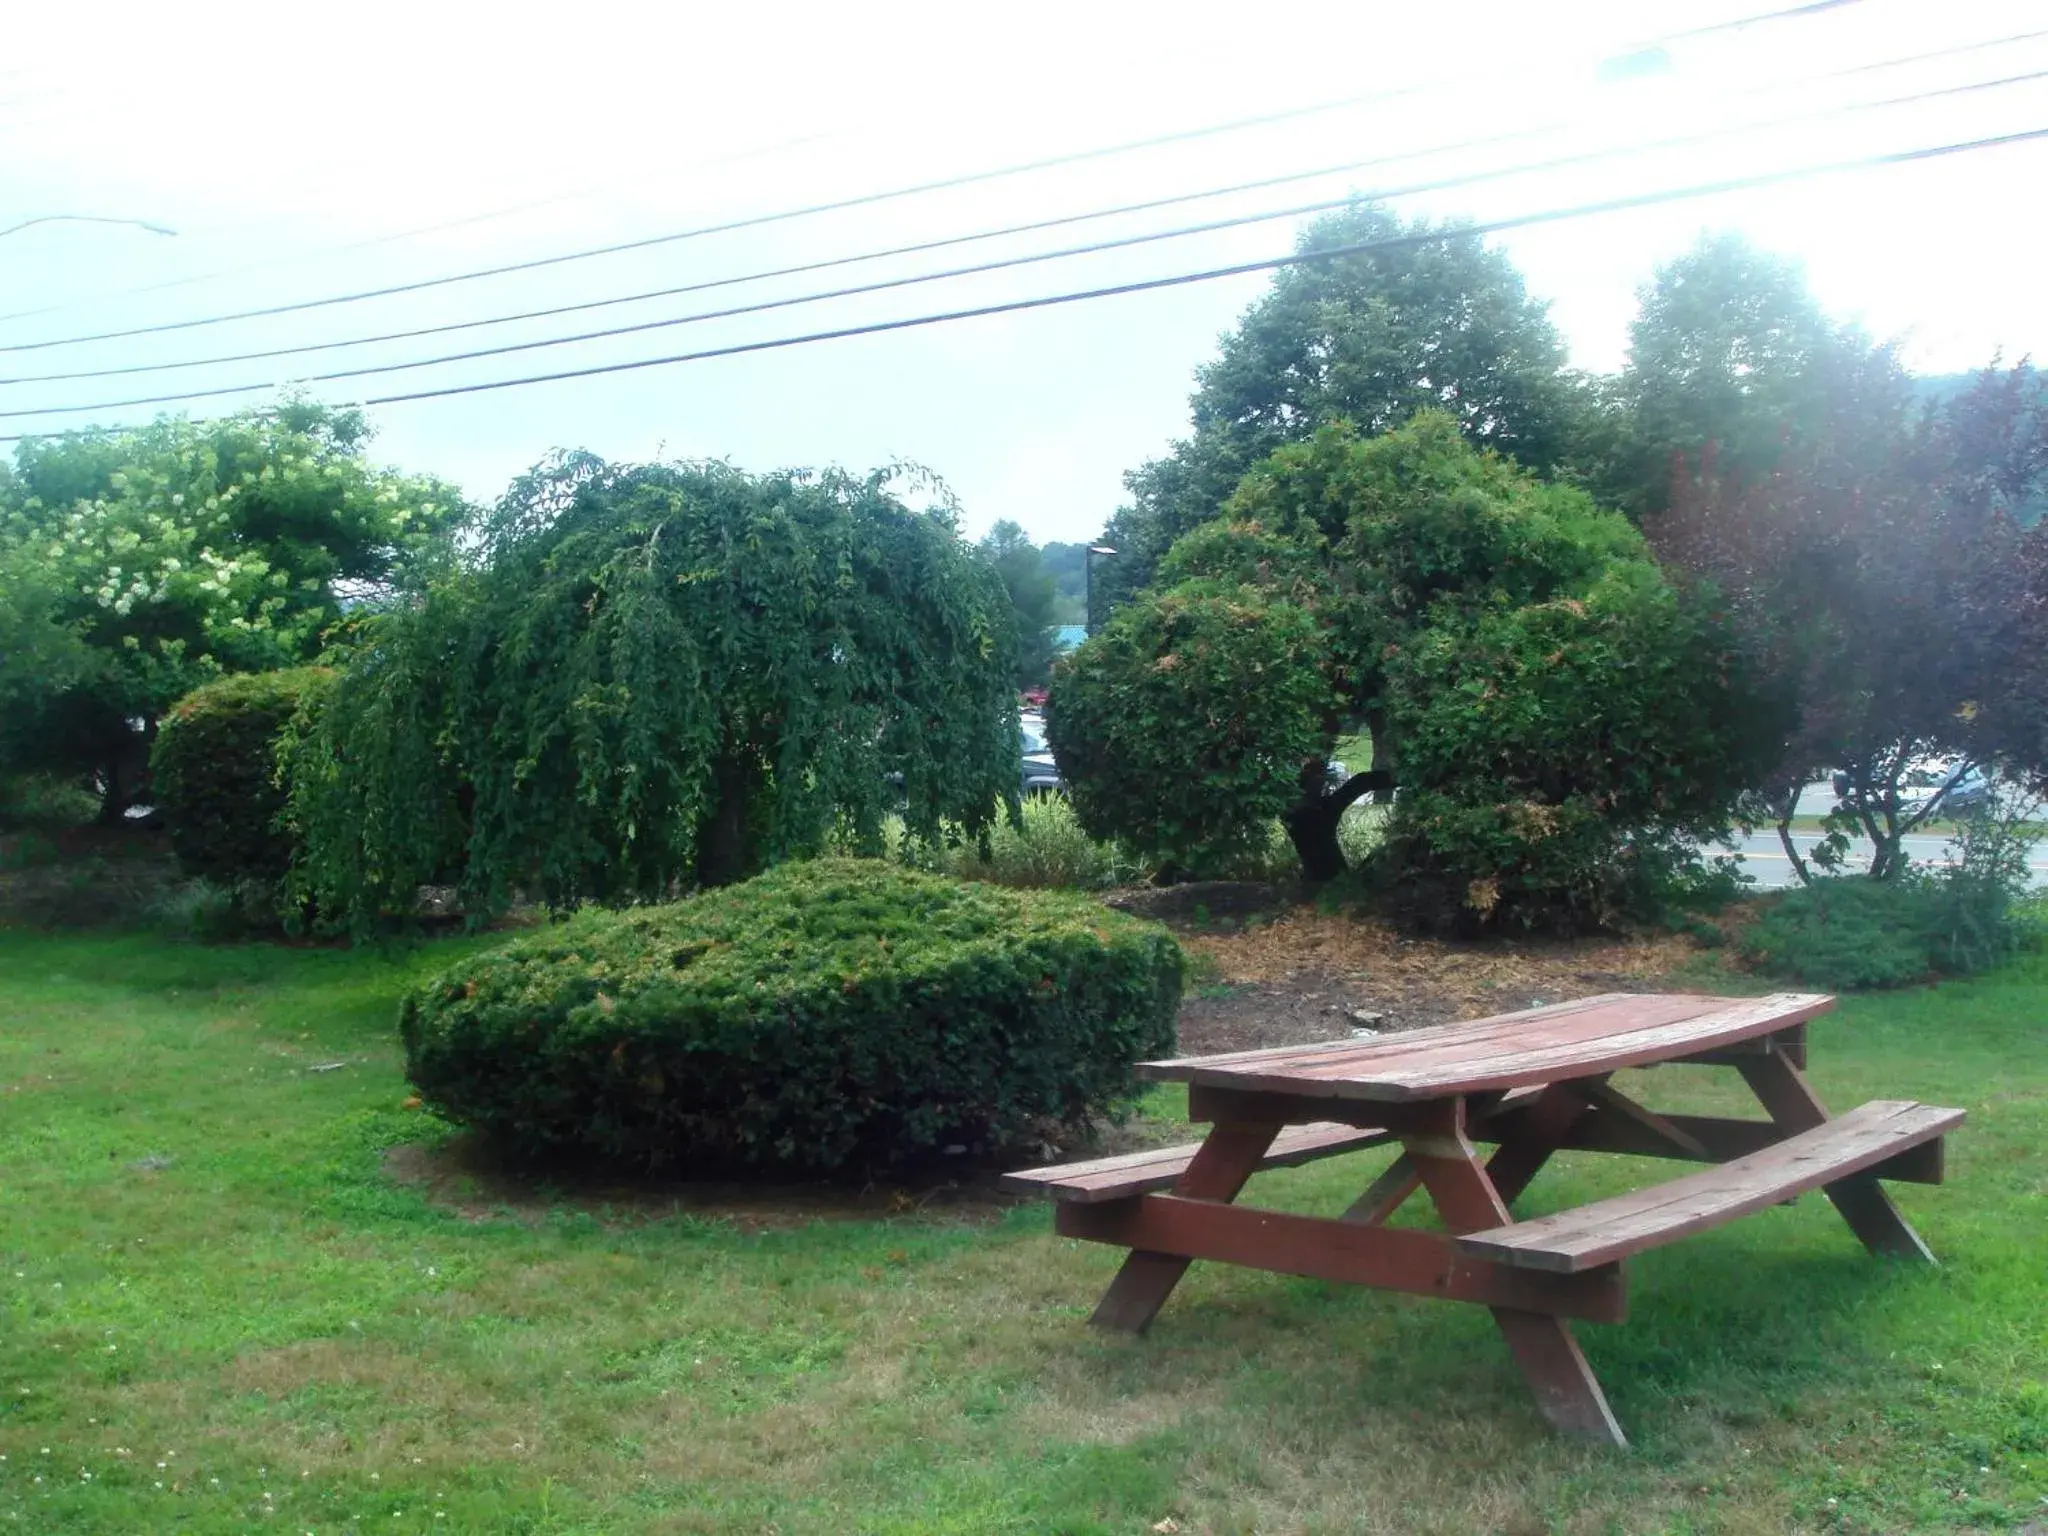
left=1020, top=713, right=1062, bottom=796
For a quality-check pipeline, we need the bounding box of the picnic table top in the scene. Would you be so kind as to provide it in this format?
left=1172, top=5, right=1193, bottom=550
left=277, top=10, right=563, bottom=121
left=1137, top=991, right=1833, bottom=1104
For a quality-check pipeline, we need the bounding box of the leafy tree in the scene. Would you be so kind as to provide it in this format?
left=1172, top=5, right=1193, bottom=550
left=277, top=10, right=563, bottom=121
left=1651, top=361, right=2048, bottom=882
left=1051, top=414, right=1770, bottom=929
left=286, top=455, right=1020, bottom=934
left=979, top=519, right=1058, bottom=688
left=1608, top=232, right=1886, bottom=518
left=1098, top=202, right=1592, bottom=603
left=0, top=403, right=464, bottom=820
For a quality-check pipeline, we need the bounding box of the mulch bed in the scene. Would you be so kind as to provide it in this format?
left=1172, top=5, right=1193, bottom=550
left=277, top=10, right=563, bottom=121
left=1155, top=891, right=1708, bottom=1055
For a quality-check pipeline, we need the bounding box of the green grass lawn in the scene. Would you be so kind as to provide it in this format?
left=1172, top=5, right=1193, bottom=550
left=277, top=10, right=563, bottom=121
left=1, top=928, right=2043, bottom=1534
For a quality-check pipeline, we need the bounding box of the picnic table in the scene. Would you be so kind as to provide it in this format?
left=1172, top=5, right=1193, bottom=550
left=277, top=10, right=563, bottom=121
left=1006, top=992, right=1962, bottom=1446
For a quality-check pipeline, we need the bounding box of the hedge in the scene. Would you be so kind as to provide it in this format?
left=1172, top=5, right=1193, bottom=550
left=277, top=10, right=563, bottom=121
left=151, top=667, right=333, bottom=887
left=399, top=858, right=1184, bottom=1173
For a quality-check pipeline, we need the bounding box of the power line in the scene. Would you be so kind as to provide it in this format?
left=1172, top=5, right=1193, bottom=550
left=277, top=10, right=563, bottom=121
left=0, top=127, right=842, bottom=329
left=14, top=29, right=2040, bottom=391
left=339, top=129, right=2048, bottom=409
left=0, top=0, right=1868, bottom=355
left=10, top=67, right=2044, bottom=421
left=4, top=122, right=2037, bottom=445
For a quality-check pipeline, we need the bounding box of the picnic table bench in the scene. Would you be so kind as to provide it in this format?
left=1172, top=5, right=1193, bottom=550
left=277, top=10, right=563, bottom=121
left=1005, top=992, right=1962, bottom=1446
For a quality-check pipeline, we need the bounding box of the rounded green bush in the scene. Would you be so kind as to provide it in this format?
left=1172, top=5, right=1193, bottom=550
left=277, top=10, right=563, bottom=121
left=399, top=858, right=1184, bottom=1173
left=151, top=667, right=333, bottom=886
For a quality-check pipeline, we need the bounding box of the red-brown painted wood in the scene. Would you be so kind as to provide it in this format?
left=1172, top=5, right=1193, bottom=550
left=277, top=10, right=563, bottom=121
left=1454, top=1100, right=1963, bottom=1273
left=1145, top=994, right=1833, bottom=1103
left=1003, top=1121, right=1393, bottom=1203
left=1056, top=1197, right=1627, bottom=1323
left=1087, top=1120, right=1280, bottom=1333
left=1738, top=1052, right=1944, bottom=1263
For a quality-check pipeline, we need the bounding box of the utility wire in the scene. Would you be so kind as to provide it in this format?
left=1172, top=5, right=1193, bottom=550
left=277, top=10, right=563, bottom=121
left=12, top=30, right=2041, bottom=390
left=3, top=122, right=2037, bottom=445
left=5, top=67, right=2042, bottom=420
left=0, top=0, right=1867, bottom=354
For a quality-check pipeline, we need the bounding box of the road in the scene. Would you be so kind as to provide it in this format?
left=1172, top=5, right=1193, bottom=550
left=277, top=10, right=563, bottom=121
left=1724, top=782, right=2048, bottom=889
left=1726, top=829, right=2048, bottom=889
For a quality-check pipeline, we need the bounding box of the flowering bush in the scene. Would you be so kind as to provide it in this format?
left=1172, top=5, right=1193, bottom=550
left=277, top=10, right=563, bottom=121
left=0, top=402, right=464, bottom=818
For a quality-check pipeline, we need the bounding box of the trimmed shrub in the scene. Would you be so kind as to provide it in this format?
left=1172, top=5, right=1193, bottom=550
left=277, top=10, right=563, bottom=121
left=151, top=668, right=332, bottom=886
left=399, top=858, right=1184, bottom=1173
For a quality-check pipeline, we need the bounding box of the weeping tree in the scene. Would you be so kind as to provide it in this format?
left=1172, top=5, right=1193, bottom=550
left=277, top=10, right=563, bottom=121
left=285, top=454, right=1019, bottom=933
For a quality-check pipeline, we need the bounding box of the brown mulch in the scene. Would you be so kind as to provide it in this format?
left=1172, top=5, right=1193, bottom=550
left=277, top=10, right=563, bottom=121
left=1169, top=899, right=1709, bottom=1055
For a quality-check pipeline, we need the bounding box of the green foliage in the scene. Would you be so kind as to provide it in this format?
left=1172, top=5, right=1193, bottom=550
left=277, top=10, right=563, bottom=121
left=1055, top=414, right=1771, bottom=922
left=1049, top=578, right=1335, bottom=877
left=1102, top=202, right=1593, bottom=601
left=287, top=456, right=1020, bottom=935
left=398, top=859, right=1183, bottom=1173
left=1739, top=812, right=2043, bottom=988
left=1382, top=563, right=1778, bottom=931
left=943, top=794, right=1147, bottom=891
left=0, top=772, right=99, bottom=831
left=150, top=667, right=333, bottom=888
left=0, top=402, right=465, bottom=816
left=979, top=519, right=1058, bottom=688
left=1609, top=232, right=1879, bottom=517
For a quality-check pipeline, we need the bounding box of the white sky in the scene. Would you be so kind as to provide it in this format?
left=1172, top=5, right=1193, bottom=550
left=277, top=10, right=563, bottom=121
left=2, top=0, right=2045, bottom=542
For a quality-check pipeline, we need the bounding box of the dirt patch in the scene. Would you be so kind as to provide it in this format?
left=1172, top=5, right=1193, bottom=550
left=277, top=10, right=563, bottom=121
left=1172, top=903, right=1708, bottom=1054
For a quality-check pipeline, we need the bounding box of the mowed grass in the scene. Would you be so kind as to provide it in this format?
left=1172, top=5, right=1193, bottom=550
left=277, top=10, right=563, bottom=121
left=0, top=928, right=2043, bottom=1535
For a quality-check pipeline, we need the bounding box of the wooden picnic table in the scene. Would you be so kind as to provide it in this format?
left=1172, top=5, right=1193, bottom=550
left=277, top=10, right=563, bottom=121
left=1006, top=992, right=1963, bottom=1447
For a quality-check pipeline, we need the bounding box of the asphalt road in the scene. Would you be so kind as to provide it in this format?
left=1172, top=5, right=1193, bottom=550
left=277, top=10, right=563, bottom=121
left=1721, top=780, right=2047, bottom=889
left=1726, top=829, right=2048, bottom=890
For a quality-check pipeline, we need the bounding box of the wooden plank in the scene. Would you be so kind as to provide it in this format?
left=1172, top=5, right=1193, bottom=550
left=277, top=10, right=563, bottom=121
left=1677, top=1022, right=1807, bottom=1066
left=1490, top=1105, right=1788, bottom=1165
left=1087, top=1120, right=1279, bottom=1333
left=1155, top=994, right=1835, bottom=1103
left=1151, top=994, right=1714, bottom=1094
left=1343, top=1154, right=1421, bottom=1224
left=1185, top=1086, right=1431, bottom=1130
left=1736, top=1053, right=1942, bottom=1262
left=1389, top=1095, right=1629, bottom=1447
left=1572, top=1081, right=1710, bottom=1159
left=1493, top=1308, right=1630, bottom=1447
left=1454, top=1101, right=1964, bottom=1273
left=1484, top=1082, right=1599, bottom=1205
left=1002, top=1122, right=1394, bottom=1203
left=1057, top=1196, right=1628, bottom=1324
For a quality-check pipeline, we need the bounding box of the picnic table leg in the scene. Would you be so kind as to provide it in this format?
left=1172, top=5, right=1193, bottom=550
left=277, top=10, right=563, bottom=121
left=1401, top=1100, right=1628, bottom=1448
left=1484, top=1083, right=1597, bottom=1204
left=1343, top=1083, right=1594, bottom=1227
left=1088, top=1119, right=1282, bottom=1333
left=1736, top=1054, right=1937, bottom=1264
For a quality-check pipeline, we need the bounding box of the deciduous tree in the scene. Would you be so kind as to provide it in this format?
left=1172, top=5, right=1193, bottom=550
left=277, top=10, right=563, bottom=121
left=1052, top=414, right=1769, bottom=928
left=1098, top=203, right=1593, bottom=604
left=0, top=403, right=463, bottom=819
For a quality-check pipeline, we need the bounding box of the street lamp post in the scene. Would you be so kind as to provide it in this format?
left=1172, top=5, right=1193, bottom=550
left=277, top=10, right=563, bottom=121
left=1085, top=544, right=1116, bottom=638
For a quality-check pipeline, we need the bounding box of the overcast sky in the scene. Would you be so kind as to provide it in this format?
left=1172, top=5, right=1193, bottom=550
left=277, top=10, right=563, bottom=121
left=3, top=0, right=2045, bottom=542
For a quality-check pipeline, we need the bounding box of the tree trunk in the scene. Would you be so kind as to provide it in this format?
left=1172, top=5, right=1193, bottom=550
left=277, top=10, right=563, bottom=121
left=694, top=750, right=753, bottom=888
left=1283, top=795, right=1349, bottom=882
left=1282, top=768, right=1390, bottom=883
left=1775, top=814, right=1813, bottom=886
